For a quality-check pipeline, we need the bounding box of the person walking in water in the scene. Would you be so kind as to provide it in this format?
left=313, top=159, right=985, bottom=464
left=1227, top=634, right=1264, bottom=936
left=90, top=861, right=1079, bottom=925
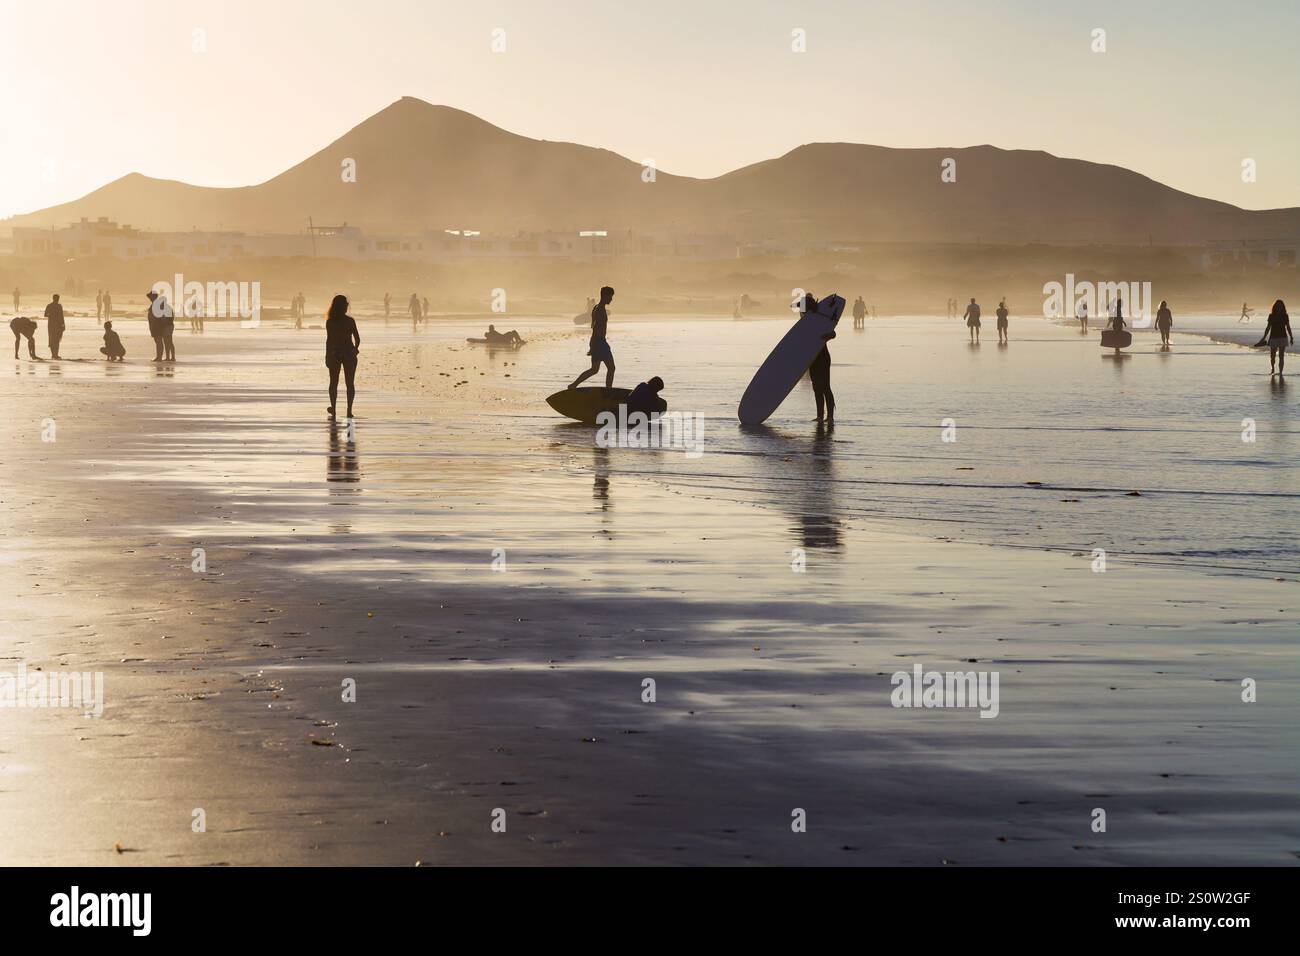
left=1263, top=299, right=1292, bottom=376
left=962, top=297, right=981, bottom=343
left=408, top=292, right=421, bottom=331
left=1077, top=298, right=1089, bottom=332
left=1239, top=302, right=1254, bottom=324
left=10, top=315, right=38, bottom=359
left=44, top=293, right=66, bottom=359
left=1155, top=300, right=1173, bottom=347
left=325, top=294, right=361, bottom=419
left=569, top=286, right=616, bottom=389
left=995, top=299, right=1009, bottom=344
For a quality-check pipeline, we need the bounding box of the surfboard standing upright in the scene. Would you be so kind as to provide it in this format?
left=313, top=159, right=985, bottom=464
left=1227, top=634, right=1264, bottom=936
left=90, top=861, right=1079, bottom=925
left=737, top=294, right=845, bottom=425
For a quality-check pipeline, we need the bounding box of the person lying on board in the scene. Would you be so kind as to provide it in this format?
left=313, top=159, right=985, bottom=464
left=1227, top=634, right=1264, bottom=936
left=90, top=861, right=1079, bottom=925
left=483, top=324, right=523, bottom=345
left=626, top=376, right=665, bottom=416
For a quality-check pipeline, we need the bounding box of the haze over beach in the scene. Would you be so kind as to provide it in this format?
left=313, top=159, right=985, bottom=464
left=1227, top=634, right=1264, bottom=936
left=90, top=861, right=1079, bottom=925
left=0, top=0, right=1297, bottom=934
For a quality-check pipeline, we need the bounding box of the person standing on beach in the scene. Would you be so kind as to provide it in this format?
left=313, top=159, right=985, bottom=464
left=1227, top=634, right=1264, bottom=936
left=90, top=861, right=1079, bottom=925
left=11, top=288, right=19, bottom=312
left=996, top=299, right=1009, bottom=344
left=853, top=296, right=866, bottom=330
left=325, top=294, right=361, bottom=419
left=408, top=292, right=421, bottom=331
left=962, top=297, right=981, bottom=343
left=801, top=294, right=836, bottom=427
left=383, top=292, right=391, bottom=319
left=146, top=290, right=169, bottom=360
left=1155, top=300, right=1173, bottom=347
left=1077, top=298, right=1089, bottom=332
left=1263, top=299, right=1292, bottom=376
left=10, top=315, right=38, bottom=359
left=569, top=285, right=616, bottom=389
left=96, top=289, right=103, bottom=324
left=44, top=293, right=66, bottom=359
left=102, top=290, right=112, bottom=322
left=422, top=296, right=430, bottom=324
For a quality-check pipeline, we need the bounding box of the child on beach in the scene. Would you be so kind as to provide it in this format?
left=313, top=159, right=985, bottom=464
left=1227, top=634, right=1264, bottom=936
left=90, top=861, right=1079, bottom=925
left=963, top=297, right=981, bottom=343
left=100, top=321, right=126, bottom=361
left=569, top=286, right=616, bottom=389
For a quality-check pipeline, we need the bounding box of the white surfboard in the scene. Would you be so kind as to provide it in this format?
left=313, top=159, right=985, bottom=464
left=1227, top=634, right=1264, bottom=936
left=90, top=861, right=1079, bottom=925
left=737, top=294, right=844, bottom=425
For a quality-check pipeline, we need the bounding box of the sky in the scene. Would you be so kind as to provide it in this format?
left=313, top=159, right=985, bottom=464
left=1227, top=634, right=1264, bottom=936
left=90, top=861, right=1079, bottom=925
left=1, top=0, right=1297, bottom=220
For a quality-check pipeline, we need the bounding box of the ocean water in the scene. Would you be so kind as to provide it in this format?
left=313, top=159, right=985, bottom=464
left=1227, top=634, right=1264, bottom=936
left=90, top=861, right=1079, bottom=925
left=512, top=313, right=1299, bottom=576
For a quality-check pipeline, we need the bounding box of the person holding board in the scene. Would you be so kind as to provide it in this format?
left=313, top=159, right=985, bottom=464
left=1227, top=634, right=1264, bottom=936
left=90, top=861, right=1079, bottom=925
left=569, top=286, right=616, bottom=389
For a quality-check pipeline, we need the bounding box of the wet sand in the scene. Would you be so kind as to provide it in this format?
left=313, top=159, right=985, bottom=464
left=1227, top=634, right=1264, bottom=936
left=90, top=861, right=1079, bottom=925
left=1, top=315, right=1296, bottom=865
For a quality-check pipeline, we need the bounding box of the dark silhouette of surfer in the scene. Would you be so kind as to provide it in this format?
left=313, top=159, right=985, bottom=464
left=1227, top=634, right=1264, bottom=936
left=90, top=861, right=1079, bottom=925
left=626, top=376, right=665, bottom=416
left=802, top=293, right=836, bottom=426
left=569, top=286, right=616, bottom=389
left=325, top=294, right=361, bottom=418
left=963, top=297, right=981, bottom=343
left=1156, top=300, right=1173, bottom=346
left=483, top=324, right=523, bottom=345
left=1262, top=299, right=1292, bottom=376
left=10, top=316, right=38, bottom=359
left=100, top=321, right=126, bottom=361
left=43, top=293, right=66, bottom=359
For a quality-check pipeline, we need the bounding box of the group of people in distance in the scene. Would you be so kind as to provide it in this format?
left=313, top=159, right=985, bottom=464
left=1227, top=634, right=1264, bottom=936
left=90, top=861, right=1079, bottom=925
left=8, top=290, right=176, bottom=361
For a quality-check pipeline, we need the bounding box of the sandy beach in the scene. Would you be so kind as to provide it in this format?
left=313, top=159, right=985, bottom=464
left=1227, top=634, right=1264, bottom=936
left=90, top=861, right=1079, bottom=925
left=1, top=310, right=1295, bottom=866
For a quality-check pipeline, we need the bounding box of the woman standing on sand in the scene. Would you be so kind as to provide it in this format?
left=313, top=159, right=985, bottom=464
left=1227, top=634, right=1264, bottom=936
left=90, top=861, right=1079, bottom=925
left=325, top=294, right=361, bottom=419
left=1155, top=300, right=1173, bottom=347
left=1263, top=299, right=1292, bottom=376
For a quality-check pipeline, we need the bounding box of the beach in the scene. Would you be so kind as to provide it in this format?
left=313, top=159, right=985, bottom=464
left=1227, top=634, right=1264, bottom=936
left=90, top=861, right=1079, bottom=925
left=1, top=310, right=1296, bottom=865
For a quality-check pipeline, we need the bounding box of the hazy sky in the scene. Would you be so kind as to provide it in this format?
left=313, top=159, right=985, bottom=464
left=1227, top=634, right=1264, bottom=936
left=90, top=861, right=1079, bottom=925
left=2, top=0, right=1297, bottom=220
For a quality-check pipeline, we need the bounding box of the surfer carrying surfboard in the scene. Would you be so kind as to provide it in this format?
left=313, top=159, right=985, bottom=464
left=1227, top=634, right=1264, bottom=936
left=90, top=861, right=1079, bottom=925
left=568, top=286, right=616, bottom=389
left=962, top=297, right=981, bottom=343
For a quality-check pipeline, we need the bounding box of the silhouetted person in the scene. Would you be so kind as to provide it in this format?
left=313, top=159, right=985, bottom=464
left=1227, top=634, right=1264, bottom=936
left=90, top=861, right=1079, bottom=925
left=44, top=294, right=66, bottom=359
left=325, top=294, right=361, bottom=418
left=1156, top=300, right=1173, bottom=346
left=1077, top=298, right=1088, bottom=332
left=800, top=293, right=836, bottom=426
left=422, top=296, right=430, bottom=322
left=95, top=289, right=103, bottom=324
left=1240, top=302, right=1254, bottom=324
left=10, top=316, right=38, bottom=359
left=626, top=376, right=665, bottom=416
left=484, top=324, right=523, bottom=345
left=1264, top=299, right=1292, bottom=376
left=995, top=299, right=1009, bottom=343
left=963, top=297, right=981, bottom=343
left=408, top=292, right=421, bottom=330
left=383, top=291, right=391, bottom=319
left=146, top=290, right=173, bottom=360
left=853, top=295, right=866, bottom=330
left=294, top=291, right=304, bottom=330
left=11, top=287, right=19, bottom=311
left=100, top=321, right=126, bottom=361
left=569, top=286, right=616, bottom=389
left=102, top=290, right=112, bottom=321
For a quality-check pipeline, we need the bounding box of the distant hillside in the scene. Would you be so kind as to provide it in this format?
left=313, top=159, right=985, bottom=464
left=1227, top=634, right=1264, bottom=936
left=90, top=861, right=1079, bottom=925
left=8, top=96, right=1299, bottom=244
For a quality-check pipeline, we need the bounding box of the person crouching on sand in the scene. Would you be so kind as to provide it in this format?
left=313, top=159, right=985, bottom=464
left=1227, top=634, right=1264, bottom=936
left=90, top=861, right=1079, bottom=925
left=569, top=285, right=616, bottom=389
left=100, top=321, right=126, bottom=361
left=1263, top=299, right=1293, bottom=376
left=963, top=297, right=981, bottom=343
left=10, top=315, right=39, bottom=359
left=325, top=294, right=361, bottom=419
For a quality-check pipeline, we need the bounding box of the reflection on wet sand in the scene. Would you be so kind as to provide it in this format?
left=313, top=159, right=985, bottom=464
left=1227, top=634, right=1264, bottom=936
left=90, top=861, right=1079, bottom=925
left=326, top=421, right=362, bottom=534
left=592, top=443, right=611, bottom=511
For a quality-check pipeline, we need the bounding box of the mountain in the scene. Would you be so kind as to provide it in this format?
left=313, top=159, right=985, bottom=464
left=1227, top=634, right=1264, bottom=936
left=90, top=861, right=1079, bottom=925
left=7, top=96, right=1299, bottom=244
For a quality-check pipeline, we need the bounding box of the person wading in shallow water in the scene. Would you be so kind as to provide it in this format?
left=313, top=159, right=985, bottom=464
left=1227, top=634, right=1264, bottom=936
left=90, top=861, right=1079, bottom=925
left=1155, top=300, right=1173, bottom=347
left=1262, top=299, right=1293, bottom=376
left=324, top=294, right=361, bottom=419
left=962, top=297, right=981, bottom=343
